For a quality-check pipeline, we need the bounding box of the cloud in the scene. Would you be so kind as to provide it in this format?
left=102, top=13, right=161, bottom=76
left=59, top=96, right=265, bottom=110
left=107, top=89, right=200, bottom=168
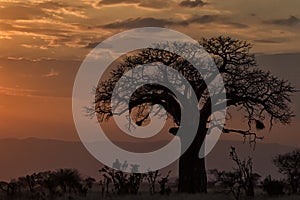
left=0, top=5, right=48, bottom=20
left=85, top=42, right=100, bottom=49
left=188, top=15, right=217, bottom=24
left=102, top=17, right=176, bottom=29
left=254, top=38, right=287, bottom=44
left=188, top=15, right=248, bottom=28
left=98, top=0, right=139, bottom=5
left=37, top=2, right=88, bottom=19
left=97, top=0, right=173, bottom=9
left=0, top=86, right=36, bottom=97
left=43, top=8, right=88, bottom=19
left=42, top=68, right=59, bottom=78
left=221, top=21, right=249, bottom=29
left=7, top=56, right=53, bottom=62
left=0, top=1, right=88, bottom=22
left=137, top=0, right=173, bottom=9
left=179, top=0, right=207, bottom=8
left=264, top=16, right=300, bottom=26
left=100, top=15, right=248, bottom=29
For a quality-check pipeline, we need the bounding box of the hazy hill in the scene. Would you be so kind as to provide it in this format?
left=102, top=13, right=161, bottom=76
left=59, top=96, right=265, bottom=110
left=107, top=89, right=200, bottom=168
left=0, top=138, right=297, bottom=181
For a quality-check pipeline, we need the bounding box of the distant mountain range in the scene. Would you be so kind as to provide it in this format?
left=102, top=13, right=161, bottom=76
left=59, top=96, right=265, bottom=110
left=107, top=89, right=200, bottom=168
left=0, top=138, right=297, bottom=181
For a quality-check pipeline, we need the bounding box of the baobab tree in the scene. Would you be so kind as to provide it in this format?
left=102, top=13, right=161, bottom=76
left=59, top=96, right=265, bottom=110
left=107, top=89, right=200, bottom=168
left=93, top=36, right=296, bottom=193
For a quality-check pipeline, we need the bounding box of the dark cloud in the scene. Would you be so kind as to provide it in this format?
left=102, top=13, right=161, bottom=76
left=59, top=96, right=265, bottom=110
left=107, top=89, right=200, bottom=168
left=222, top=21, right=248, bottom=29
left=84, top=39, right=112, bottom=49
left=188, top=15, right=217, bottom=24
left=100, top=15, right=248, bottom=29
left=138, top=0, right=173, bottom=9
left=37, top=1, right=66, bottom=9
left=254, top=38, right=287, bottom=44
left=98, top=0, right=139, bottom=6
left=85, top=42, right=100, bottom=49
left=264, top=16, right=300, bottom=26
left=97, top=0, right=173, bottom=9
left=179, top=0, right=207, bottom=8
left=101, top=15, right=215, bottom=29
left=188, top=15, right=248, bottom=28
left=101, top=17, right=175, bottom=29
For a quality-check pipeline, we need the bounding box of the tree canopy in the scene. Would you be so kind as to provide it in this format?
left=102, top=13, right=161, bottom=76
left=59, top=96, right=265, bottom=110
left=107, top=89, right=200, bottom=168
left=94, top=36, right=295, bottom=142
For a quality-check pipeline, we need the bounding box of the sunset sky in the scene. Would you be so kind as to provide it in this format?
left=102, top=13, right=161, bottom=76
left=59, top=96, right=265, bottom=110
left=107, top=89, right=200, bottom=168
left=0, top=0, right=299, bottom=147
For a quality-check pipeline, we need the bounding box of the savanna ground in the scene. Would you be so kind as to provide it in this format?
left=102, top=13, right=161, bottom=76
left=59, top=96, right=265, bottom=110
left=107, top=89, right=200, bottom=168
left=3, top=185, right=299, bottom=200
left=6, top=192, right=300, bottom=200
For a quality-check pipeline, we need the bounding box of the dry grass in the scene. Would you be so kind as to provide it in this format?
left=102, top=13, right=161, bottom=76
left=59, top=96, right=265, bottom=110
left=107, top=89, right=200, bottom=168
left=84, top=192, right=300, bottom=200
left=3, top=191, right=300, bottom=200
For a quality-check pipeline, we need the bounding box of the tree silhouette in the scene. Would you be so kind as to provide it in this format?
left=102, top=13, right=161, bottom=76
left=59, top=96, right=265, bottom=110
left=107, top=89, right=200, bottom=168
left=53, top=168, right=82, bottom=194
left=99, top=166, right=145, bottom=195
left=273, top=149, right=300, bottom=194
left=229, top=147, right=260, bottom=197
left=209, top=147, right=260, bottom=199
left=261, top=175, right=285, bottom=196
left=94, top=36, right=296, bottom=193
left=146, top=170, right=160, bottom=194
left=158, top=170, right=172, bottom=195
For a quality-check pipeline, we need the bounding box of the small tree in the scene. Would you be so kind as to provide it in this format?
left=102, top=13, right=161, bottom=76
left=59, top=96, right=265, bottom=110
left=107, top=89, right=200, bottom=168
left=273, top=149, right=300, bottom=194
left=158, top=171, right=171, bottom=195
left=229, top=147, right=261, bottom=197
left=214, top=170, right=242, bottom=200
left=210, top=147, right=260, bottom=199
left=99, top=166, right=145, bottom=195
left=146, top=170, right=160, bottom=194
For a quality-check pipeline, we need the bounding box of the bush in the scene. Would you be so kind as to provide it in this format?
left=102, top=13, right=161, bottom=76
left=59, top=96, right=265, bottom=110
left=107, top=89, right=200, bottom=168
left=262, top=175, right=285, bottom=196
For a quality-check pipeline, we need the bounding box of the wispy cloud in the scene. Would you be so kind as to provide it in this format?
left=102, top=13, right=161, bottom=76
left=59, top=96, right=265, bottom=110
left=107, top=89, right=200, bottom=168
left=0, top=4, right=48, bottom=20
left=42, top=7, right=88, bottom=19
left=42, top=68, right=59, bottom=78
left=0, top=86, right=36, bottom=97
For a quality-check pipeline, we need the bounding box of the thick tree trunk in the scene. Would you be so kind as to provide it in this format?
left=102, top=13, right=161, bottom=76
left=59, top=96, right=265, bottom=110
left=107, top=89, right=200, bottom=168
left=178, top=123, right=207, bottom=193
left=178, top=153, right=207, bottom=193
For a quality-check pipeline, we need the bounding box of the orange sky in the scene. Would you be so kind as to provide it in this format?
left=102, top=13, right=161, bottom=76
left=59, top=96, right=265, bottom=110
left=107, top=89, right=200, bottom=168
left=0, top=0, right=299, bottom=147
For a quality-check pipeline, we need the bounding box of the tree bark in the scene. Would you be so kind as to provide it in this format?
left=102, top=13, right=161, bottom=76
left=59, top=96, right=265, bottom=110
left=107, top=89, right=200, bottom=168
left=178, top=122, right=207, bottom=193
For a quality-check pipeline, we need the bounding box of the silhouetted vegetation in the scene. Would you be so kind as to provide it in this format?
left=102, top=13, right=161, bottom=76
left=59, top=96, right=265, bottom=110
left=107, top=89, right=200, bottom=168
left=97, top=166, right=172, bottom=197
left=273, top=149, right=300, bottom=194
left=158, top=170, right=172, bottom=195
left=209, top=147, right=261, bottom=200
left=2, top=149, right=300, bottom=199
left=0, top=169, right=95, bottom=199
left=0, top=36, right=297, bottom=199
left=99, top=166, right=145, bottom=195
left=146, top=170, right=160, bottom=194
left=92, top=35, right=296, bottom=193
left=261, top=175, right=285, bottom=196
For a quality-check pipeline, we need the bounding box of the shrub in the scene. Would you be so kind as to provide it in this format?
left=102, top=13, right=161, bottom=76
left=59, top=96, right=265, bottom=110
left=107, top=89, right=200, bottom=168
left=261, top=175, right=285, bottom=196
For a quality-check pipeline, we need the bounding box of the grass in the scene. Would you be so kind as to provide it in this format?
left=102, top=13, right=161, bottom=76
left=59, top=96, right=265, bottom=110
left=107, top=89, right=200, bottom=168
left=2, top=187, right=300, bottom=200
left=3, top=193, right=300, bottom=200
left=81, top=193, right=300, bottom=200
